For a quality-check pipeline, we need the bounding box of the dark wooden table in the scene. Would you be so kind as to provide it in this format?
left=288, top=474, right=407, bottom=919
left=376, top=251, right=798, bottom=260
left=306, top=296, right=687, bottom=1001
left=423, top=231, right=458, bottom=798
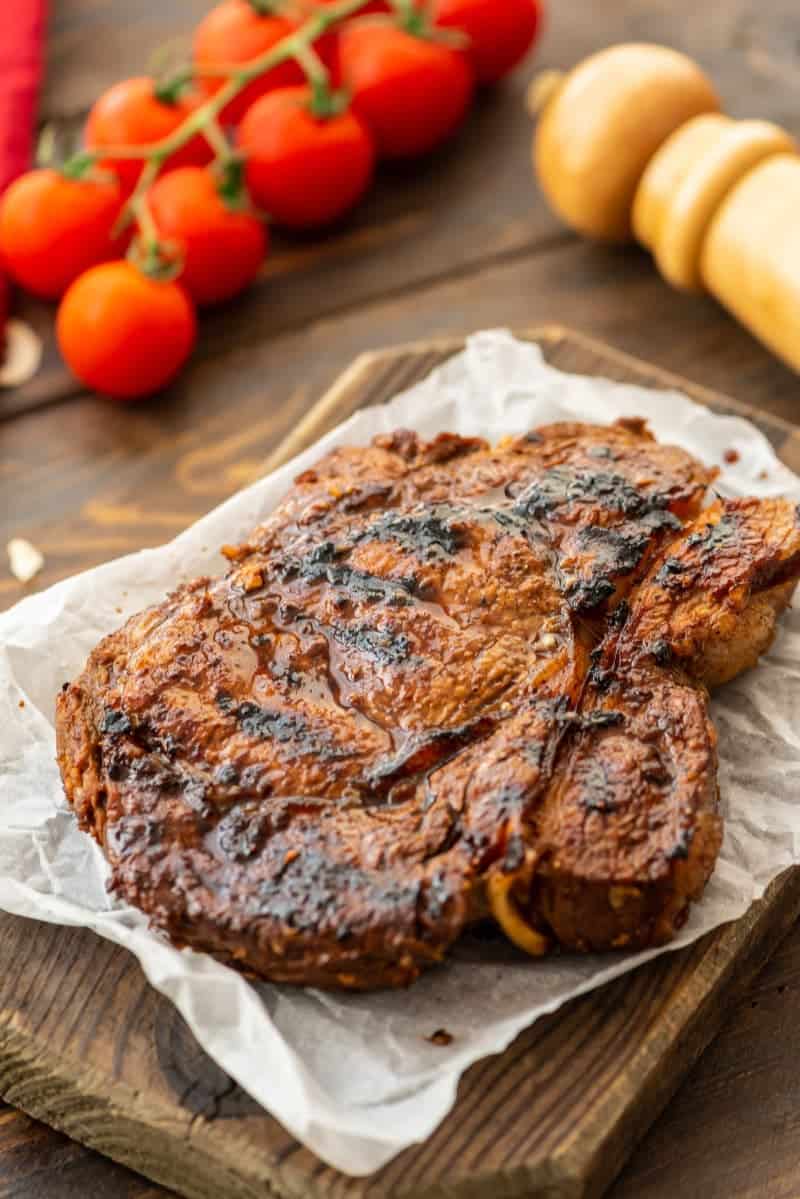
left=4, top=1, right=800, bottom=1195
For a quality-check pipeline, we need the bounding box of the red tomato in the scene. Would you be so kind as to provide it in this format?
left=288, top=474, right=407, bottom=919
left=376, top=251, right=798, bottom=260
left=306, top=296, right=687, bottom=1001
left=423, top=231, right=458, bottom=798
left=56, top=262, right=196, bottom=400
left=193, top=1, right=305, bottom=125
left=86, top=77, right=212, bottom=194
left=433, top=0, right=542, bottom=83
left=147, top=166, right=268, bottom=305
left=0, top=169, right=125, bottom=299
left=339, top=24, right=474, bottom=159
left=238, top=87, right=374, bottom=229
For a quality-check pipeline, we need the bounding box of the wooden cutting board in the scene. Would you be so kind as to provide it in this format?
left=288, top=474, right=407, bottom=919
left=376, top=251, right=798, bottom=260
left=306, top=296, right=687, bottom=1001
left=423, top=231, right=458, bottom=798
left=3, top=326, right=800, bottom=1199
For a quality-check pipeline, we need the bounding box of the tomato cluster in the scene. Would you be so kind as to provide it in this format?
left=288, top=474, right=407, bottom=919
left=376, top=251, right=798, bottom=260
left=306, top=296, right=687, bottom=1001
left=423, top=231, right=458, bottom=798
left=0, top=0, right=542, bottom=400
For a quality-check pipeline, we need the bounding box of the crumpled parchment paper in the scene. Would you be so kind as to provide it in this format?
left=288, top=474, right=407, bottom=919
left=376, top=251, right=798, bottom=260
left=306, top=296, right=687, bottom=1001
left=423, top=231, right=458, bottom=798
left=2, top=331, right=800, bottom=1175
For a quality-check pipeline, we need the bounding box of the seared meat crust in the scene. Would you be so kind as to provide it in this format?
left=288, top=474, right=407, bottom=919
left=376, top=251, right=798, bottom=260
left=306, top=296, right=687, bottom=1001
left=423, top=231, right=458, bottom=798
left=56, top=421, right=800, bottom=988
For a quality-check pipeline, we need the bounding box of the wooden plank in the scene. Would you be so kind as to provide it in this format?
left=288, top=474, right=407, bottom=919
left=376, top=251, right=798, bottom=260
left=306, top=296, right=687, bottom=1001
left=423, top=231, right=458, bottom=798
left=2, top=328, right=800, bottom=1199
left=16, top=0, right=800, bottom=415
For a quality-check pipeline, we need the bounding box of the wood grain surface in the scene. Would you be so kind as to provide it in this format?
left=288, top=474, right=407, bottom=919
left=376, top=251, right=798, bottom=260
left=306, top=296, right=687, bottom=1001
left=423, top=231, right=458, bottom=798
left=5, top=1, right=800, bottom=1196
left=3, top=327, right=800, bottom=1199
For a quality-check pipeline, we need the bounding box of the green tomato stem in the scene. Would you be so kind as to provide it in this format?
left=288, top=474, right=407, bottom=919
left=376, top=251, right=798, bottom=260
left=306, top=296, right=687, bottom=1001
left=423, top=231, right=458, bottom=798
left=293, top=40, right=330, bottom=89
left=114, top=155, right=163, bottom=236
left=65, top=0, right=374, bottom=173
left=202, top=116, right=235, bottom=162
left=82, top=0, right=379, bottom=239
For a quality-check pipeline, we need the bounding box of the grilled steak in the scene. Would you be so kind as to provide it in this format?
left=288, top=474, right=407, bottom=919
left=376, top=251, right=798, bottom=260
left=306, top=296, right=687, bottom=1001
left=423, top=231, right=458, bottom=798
left=56, top=421, right=800, bottom=988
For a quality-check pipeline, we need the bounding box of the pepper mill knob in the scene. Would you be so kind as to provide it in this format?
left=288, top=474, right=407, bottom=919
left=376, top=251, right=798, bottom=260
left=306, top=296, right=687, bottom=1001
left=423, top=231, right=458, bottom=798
left=533, top=44, right=720, bottom=242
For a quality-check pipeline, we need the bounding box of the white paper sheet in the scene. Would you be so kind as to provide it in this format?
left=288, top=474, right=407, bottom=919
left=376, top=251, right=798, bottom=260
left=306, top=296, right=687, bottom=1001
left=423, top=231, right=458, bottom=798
left=2, top=330, right=800, bottom=1175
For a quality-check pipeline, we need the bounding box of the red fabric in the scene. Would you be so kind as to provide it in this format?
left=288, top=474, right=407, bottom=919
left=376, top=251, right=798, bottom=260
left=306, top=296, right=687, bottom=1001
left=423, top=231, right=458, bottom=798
left=0, top=2, right=47, bottom=194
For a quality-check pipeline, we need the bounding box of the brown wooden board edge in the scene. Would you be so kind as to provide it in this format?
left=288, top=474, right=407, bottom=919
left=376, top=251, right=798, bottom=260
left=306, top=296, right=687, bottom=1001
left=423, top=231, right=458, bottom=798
left=262, top=324, right=800, bottom=476
left=2, top=325, right=800, bottom=1199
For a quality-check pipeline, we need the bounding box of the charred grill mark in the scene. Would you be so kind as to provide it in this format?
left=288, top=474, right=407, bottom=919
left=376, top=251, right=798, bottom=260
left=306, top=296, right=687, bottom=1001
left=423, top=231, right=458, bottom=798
left=236, top=702, right=313, bottom=742
left=579, top=761, right=617, bottom=813
left=650, top=639, right=673, bottom=666
left=655, top=556, right=685, bottom=587
left=102, top=719, right=219, bottom=821
left=587, top=445, right=617, bottom=460
left=267, top=660, right=303, bottom=687
left=251, top=850, right=425, bottom=932
left=511, top=468, right=679, bottom=522
left=232, top=701, right=348, bottom=761
left=587, top=665, right=614, bottom=692
left=566, top=576, right=617, bottom=612
left=182, top=775, right=212, bottom=814
left=215, top=763, right=239, bottom=786
left=217, top=807, right=269, bottom=860
left=214, top=795, right=352, bottom=866
left=667, top=826, right=693, bottom=860
left=525, top=738, right=546, bottom=768
left=106, top=815, right=163, bottom=859
left=274, top=542, right=421, bottom=608
left=423, top=869, right=454, bottom=922
left=101, top=708, right=131, bottom=736
left=609, top=599, right=630, bottom=629
left=493, top=782, right=535, bottom=819
left=491, top=507, right=535, bottom=536
left=687, top=514, right=738, bottom=553
left=577, top=525, right=652, bottom=575
left=327, top=622, right=412, bottom=665
left=358, top=508, right=466, bottom=560
left=106, top=757, right=128, bottom=782
left=503, top=833, right=526, bottom=871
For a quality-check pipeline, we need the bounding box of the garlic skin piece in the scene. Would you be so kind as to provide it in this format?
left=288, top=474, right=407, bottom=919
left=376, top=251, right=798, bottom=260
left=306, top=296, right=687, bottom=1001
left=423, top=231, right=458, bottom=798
left=7, top=538, right=45, bottom=584
left=0, top=319, right=43, bottom=387
left=533, top=43, right=720, bottom=243
left=701, top=154, right=800, bottom=374
left=633, top=115, right=796, bottom=291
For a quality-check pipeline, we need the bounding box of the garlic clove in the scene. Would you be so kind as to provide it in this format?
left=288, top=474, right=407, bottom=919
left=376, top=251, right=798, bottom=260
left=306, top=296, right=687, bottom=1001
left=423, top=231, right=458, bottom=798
left=7, top=538, right=45, bottom=583
left=0, top=319, right=43, bottom=388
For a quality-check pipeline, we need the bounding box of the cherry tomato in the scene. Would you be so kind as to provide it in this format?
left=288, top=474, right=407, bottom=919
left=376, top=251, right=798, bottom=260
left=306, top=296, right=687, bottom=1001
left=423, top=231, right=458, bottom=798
left=433, top=0, right=542, bottom=84
left=0, top=168, right=125, bottom=300
left=56, top=262, right=196, bottom=400
left=147, top=166, right=268, bottom=306
left=238, top=87, right=374, bottom=229
left=85, top=77, right=212, bottom=194
left=339, top=24, right=474, bottom=159
left=193, top=1, right=305, bottom=125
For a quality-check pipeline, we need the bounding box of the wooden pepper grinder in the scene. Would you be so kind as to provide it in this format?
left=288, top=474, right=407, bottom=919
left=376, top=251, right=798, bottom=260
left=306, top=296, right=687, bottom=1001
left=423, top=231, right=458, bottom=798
left=531, top=44, right=800, bottom=372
